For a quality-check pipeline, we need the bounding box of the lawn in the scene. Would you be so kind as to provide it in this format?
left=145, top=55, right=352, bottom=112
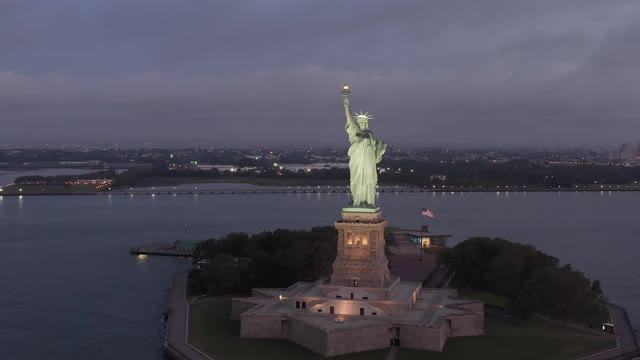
left=189, top=299, right=615, bottom=360
left=397, top=316, right=615, bottom=360
left=466, top=291, right=510, bottom=309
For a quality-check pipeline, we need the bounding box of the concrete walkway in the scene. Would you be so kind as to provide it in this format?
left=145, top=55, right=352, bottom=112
left=163, top=271, right=213, bottom=360
left=388, top=253, right=436, bottom=283
left=424, top=267, right=449, bottom=288
left=576, top=304, right=639, bottom=360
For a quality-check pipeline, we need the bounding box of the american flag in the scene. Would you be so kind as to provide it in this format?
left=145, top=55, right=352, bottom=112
left=421, top=208, right=434, bottom=218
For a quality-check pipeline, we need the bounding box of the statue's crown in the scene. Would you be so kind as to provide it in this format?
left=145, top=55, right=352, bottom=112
left=354, top=111, right=374, bottom=121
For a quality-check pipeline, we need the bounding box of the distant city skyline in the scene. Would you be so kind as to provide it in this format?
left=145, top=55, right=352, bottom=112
left=2, top=1, right=640, bottom=147
left=0, top=138, right=639, bottom=152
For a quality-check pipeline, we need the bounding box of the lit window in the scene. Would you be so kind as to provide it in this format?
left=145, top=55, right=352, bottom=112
left=346, top=233, right=353, bottom=245
left=423, top=237, right=431, bottom=247
left=355, top=233, right=361, bottom=245
left=362, top=233, right=369, bottom=245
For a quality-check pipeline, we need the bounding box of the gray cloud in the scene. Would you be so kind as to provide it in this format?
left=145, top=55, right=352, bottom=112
left=1, top=0, right=640, bottom=147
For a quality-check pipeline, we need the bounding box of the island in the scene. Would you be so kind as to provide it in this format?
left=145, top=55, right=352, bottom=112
left=158, top=84, right=626, bottom=360
left=168, top=229, right=618, bottom=360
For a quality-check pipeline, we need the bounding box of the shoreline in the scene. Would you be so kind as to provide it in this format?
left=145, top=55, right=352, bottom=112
left=163, top=271, right=214, bottom=360
left=2, top=186, right=640, bottom=196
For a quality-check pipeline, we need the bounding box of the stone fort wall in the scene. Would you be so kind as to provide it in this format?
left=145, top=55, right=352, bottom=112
left=325, top=323, right=391, bottom=357
left=288, top=319, right=329, bottom=356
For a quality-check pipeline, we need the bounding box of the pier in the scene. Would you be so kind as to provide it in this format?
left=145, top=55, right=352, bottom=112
left=130, top=240, right=201, bottom=257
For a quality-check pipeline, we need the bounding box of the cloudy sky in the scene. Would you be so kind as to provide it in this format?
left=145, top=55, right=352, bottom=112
left=1, top=0, right=640, bottom=147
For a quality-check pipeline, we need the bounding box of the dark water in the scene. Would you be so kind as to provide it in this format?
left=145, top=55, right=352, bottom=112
left=0, top=190, right=638, bottom=359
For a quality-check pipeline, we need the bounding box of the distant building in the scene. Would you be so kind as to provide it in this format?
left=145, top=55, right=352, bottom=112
left=59, top=160, right=103, bottom=167
left=405, top=229, right=451, bottom=248
left=279, top=163, right=349, bottom=172
left=69, top=179, right=113, bottom=185
left=618, top=143, right=636, bottom=159
left=430, top=174, right=447, bottom=181
left=197, top=164, right=237, bottom=172
left=105, top=163, right=152, bottom=169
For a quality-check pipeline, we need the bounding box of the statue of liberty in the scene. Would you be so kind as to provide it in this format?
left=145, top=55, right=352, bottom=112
left=341, top=84, right=387, bottom=208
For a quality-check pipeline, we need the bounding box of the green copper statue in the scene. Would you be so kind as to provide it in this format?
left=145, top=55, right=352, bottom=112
left=341, top=84, right=387, bottom=208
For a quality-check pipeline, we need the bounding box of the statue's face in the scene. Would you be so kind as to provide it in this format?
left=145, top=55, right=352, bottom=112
left=357, top=118, right=369, bottom=129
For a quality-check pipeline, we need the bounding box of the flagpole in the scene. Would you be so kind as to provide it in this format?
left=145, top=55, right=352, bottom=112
left=420, top=208, right=424, bottom=262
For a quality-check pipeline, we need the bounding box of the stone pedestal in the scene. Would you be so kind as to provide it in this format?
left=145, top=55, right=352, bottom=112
left=330, top=209, right=390, bottom=288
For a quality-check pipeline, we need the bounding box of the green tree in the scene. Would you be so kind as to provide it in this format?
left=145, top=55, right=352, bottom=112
left=445, top=237, right=607, bottom=324
left=191, top=227, right=337, bottom=296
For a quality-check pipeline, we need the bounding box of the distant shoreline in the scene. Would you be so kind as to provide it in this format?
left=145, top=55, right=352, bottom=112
left=115, top=175, right=640, bottom=191
left=135, top=176, right=349, bottom=187
left=3, top=173, right=640, bottom=195
left=2, top=185, right=640, bottom=196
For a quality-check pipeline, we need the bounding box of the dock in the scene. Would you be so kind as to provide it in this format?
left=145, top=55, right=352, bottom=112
left=130, top=240, right=202, bottom=257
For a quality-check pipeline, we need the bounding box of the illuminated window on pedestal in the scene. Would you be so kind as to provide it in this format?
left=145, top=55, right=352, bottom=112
left=347, top=232, right=371, bottom=247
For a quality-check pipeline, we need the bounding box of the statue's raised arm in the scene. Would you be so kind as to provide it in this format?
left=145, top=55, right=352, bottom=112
left=342, top=84, right=355, bottom=127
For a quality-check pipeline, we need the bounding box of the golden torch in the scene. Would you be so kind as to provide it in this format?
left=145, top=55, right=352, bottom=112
left=341, top=83, right=350, bottom=97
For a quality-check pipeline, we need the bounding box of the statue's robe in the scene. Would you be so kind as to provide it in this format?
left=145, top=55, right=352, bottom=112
left=346, top=121, right=384, bottom=207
